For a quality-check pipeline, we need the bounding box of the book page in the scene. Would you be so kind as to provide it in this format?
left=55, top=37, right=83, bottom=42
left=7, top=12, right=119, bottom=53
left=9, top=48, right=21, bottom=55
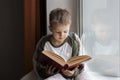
left=42, top=50, right=66, bottom=66
left=67, top=55, right=91, bottom=67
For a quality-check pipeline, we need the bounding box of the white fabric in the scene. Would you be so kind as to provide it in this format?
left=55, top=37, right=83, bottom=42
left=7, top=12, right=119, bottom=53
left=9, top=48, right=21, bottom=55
left=45, top=73, right=66, bottom=80
left=21, top=65, right=120, bottom=80
left=21, top=69, right=120, bottom=80
left=44, top=41, right=72, bottom=62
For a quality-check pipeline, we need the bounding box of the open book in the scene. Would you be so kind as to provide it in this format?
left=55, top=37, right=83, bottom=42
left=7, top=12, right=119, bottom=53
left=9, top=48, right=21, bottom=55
left=38, top=50, right=91, bottom=70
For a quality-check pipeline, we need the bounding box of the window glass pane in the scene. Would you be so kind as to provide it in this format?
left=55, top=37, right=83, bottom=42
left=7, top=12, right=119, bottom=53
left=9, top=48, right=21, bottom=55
left=82, top=0, right=120, bottom=77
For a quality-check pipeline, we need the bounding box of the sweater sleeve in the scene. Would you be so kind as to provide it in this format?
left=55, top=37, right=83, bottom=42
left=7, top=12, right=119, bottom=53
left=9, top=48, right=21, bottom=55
left=70, top=32, right=84, bottom=79
left=33, top=36, right=52, bottom=79
left=72, top=40, right=84, bottom=78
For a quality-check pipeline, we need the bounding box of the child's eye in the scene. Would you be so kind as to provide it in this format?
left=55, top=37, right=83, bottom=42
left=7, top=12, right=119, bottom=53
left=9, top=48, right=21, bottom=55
left=64, top=31, right=67, bottom=33
left=56, top=32, right=60, bottom=33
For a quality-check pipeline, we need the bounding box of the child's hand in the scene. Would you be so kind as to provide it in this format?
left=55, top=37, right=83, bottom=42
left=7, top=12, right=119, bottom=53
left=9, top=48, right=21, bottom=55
left=61, top=66, right=78, bottom=77
left=45, top=65, right=59, bottom=75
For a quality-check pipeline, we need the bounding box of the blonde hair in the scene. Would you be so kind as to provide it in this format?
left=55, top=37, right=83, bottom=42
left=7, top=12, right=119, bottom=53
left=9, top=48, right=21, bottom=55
left=49, top=8, right=71, bottom=27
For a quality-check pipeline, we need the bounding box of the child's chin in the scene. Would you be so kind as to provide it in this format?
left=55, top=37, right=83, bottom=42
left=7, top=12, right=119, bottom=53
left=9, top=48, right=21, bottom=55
left=58, top=39, right=65, bottom=42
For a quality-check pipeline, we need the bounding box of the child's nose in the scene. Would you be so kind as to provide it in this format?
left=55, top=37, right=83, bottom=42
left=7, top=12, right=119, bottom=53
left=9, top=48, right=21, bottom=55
left=59, top=32, right=64, bottom=37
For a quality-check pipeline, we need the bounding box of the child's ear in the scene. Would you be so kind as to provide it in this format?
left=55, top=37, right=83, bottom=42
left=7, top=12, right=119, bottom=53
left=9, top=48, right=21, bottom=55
left=49, top=26, right=52, bottom=32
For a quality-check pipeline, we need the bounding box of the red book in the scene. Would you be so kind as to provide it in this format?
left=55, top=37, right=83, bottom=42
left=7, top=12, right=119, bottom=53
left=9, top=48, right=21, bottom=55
left=38, top=50, right=91, bottom=70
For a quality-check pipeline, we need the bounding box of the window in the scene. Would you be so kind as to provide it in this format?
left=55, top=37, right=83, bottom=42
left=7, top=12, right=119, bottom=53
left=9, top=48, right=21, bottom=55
left=78, top=0, right=120, bottom=78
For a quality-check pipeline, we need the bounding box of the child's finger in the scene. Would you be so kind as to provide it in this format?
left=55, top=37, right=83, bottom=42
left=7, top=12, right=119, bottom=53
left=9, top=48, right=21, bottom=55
left=51, top=66, right=56, bottom=72
left=48, top=65, right=53, bottom=73
left=56, top=69, right=60, bottom=73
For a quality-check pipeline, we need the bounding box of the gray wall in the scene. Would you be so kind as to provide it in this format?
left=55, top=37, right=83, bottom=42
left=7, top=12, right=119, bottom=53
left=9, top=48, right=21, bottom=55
left=0, top=0, right=24, bottom=80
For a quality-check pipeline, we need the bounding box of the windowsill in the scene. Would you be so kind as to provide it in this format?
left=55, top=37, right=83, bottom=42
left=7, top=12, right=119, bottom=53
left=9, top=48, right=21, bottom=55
left=89, top=71, right=120, bottom=80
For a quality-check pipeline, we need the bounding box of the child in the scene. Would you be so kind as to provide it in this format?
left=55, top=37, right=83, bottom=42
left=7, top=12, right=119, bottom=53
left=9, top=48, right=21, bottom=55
left=33, top=8, right=84, bottom=80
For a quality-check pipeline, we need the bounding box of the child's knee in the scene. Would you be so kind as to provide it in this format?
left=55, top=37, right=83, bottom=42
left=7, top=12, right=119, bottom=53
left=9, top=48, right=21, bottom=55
left=45, top=73, right=66, bottom=80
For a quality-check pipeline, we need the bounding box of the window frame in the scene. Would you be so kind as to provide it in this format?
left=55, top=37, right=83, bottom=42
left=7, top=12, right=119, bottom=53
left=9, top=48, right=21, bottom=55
left=77, top=0, right=83, bottom=38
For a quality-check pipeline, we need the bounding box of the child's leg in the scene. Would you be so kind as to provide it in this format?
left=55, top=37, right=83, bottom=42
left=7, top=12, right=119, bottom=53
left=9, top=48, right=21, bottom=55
left=45, top=73, right=66, bottom=80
